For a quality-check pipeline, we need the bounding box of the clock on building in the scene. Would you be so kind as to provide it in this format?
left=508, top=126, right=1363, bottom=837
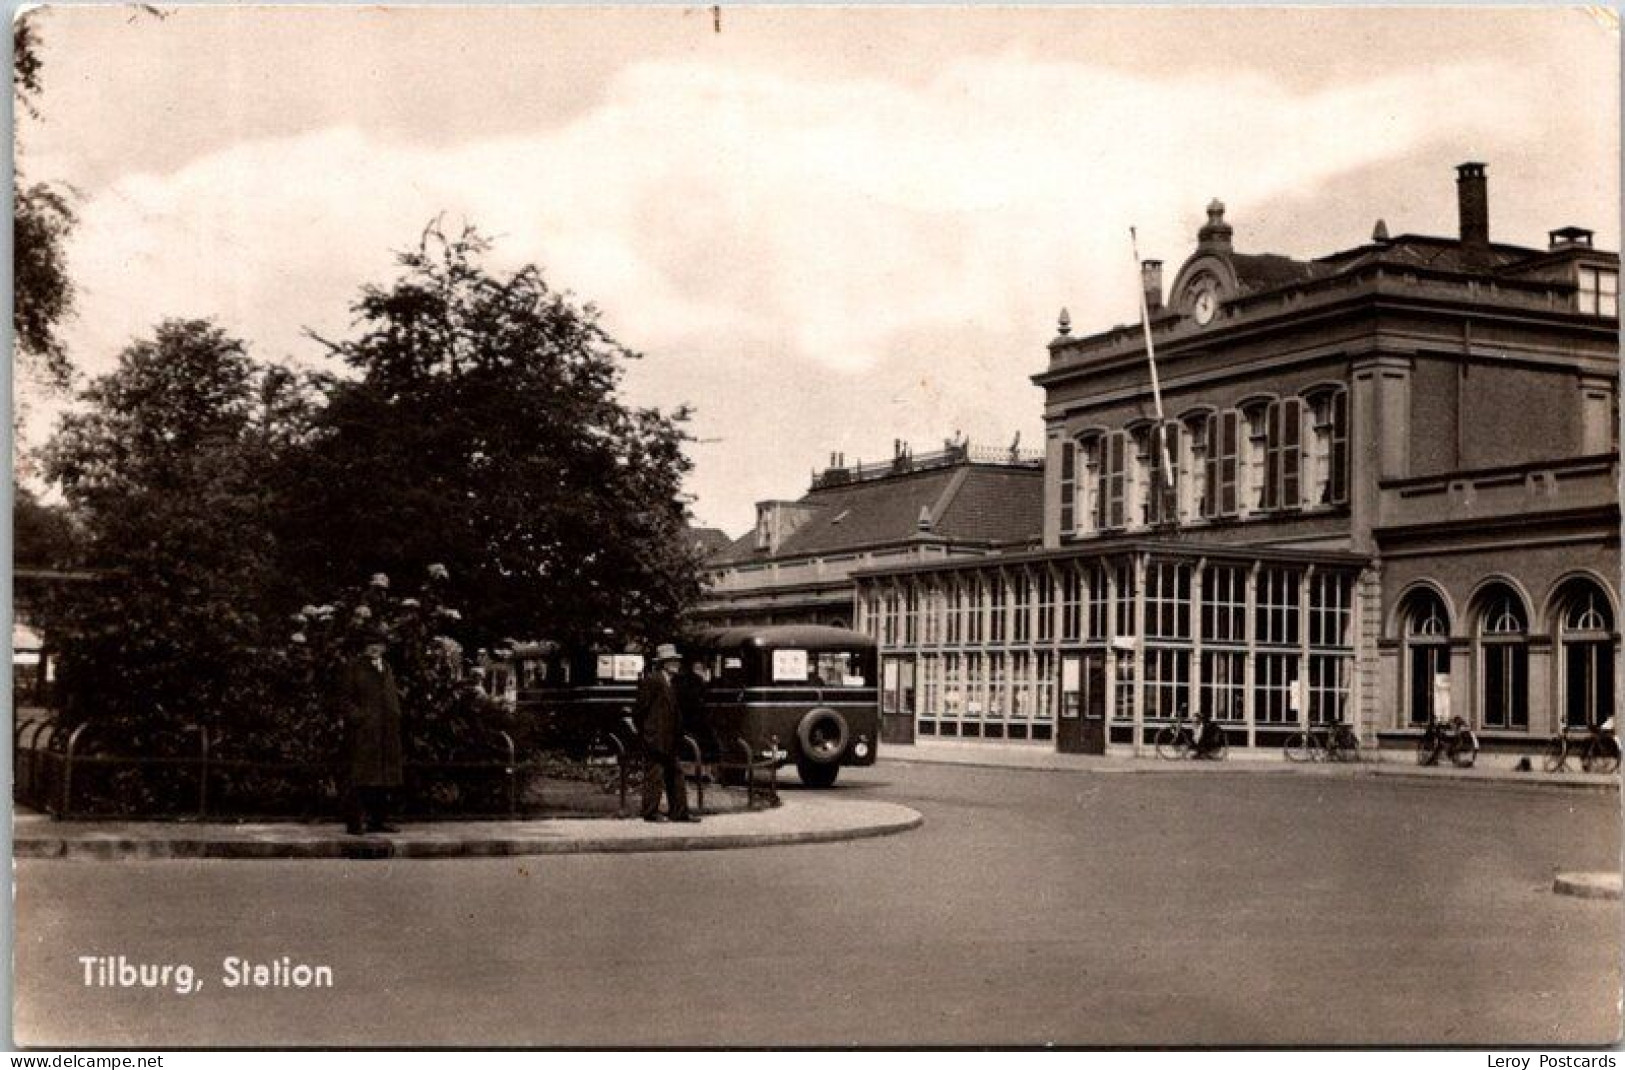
left=1189, top=276, right=1220, bottom=325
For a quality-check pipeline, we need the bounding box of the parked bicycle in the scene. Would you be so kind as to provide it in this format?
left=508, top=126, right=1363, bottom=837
left=1154, top=705, right=1228, bottom=761
left=1542, top=718, right=1620, bottom=774
left=1283, top=718, right=1362, bottom=763
left=1416, top=714, right=1478, bottom=768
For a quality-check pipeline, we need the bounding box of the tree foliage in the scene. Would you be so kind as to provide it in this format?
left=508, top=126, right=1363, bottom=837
left=40, top=320, right=300, bottom=737
left=13, top=15, right=77, bottom=387
left=32, top=227, right=706, bottom=816
left=285, top=223, right=701, bottom=651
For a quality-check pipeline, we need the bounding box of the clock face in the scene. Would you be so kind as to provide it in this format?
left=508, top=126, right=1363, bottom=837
left=1190, top=279, right=1220, bottom=325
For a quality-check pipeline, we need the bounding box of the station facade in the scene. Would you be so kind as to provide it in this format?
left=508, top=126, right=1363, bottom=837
left=851, top=164, right=1619, bottom=756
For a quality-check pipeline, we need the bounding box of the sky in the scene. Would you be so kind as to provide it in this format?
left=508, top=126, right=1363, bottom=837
left=13, top=5, right=1620, bottom=537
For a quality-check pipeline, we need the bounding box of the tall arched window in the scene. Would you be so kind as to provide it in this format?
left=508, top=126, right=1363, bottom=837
left=1475, top=585, right=1528, bottom=730
left=1556, top=580, right=1617, bottom=729
left=1401, top=588, right=1451, bottom=726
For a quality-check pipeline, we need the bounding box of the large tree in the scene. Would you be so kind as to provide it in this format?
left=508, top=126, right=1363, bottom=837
left=284, top=224, right=701, bottom=650
left=13, top=15, right=77, bottom=388
left=40, top=320, right=311, bottom=736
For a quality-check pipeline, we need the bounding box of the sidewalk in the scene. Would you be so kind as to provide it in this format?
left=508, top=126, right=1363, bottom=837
left=882, top=740, right=1621, bottom=794
left=13, top=793, right=923, bottom=861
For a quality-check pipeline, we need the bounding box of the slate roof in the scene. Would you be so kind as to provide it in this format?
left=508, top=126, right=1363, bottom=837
left=683, top=526, right=735, bottom=561
left=711, top=463, right=1043, bottom=566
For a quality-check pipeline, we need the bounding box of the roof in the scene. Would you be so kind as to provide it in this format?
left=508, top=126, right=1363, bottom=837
left=692, top=623, right=875, bottom=651
left=1229, top=252, right=1322, bottom=293
left=683, top=525, right=735, bottom=561
left=710, top=462, right=1043, bottom=566
left=1311, top=234, right=1545, bottom=277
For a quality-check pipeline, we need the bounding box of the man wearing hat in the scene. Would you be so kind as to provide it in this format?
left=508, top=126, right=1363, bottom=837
left=632, top=643, right=697, bottom=823
left=337, top=627, right=405, bottom=834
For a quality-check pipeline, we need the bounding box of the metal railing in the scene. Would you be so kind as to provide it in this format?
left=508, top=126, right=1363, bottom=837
left=15, top=715, right=785, bottom=822
left=591, top=727, right=780, bottom=818
left=15, top=719, right=522, bottom=821
left=811, top=442, right=1043, bottom=489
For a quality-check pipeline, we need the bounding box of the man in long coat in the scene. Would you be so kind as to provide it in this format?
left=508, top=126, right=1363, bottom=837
left=633, top=644, right=696, bottom=823
left=338, top=630, right=405, bottom=834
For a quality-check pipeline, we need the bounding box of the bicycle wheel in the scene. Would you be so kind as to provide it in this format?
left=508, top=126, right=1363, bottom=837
left=1284, top=732, right=1314, bottom=762
left=1449, top=730, right=1479, bottom=768
left=1582, top=735, right=1621, bottom=775
left=1154, top=726, right=1188, bottom=761
left=1542, top=736, right=1568, bottom=774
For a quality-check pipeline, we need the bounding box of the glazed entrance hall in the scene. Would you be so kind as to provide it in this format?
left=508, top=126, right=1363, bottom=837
left=855, top=546, right=1365, bottom=753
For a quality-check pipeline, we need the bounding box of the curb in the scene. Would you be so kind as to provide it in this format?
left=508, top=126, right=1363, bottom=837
left=882, top=752, right=1620, bottom=794
left=12, top=801, right=924, bottom=862
left=1553, top=872, right=1623, bottom=900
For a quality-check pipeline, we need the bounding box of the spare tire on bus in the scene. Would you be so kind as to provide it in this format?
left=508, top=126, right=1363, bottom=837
left=795, top=708, right=849, bottom=788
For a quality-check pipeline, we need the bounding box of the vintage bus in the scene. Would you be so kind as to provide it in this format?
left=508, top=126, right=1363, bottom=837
left=690, top=624, right=879, bottom=788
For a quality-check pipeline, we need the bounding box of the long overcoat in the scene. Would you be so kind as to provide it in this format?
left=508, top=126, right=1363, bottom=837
left=338, top=656, right=405, bottom=787
left=633, top=670, right=681, bottom=757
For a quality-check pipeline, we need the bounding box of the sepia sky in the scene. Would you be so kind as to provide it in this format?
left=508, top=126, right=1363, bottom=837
left=14, top=5, right=1620, bottom=535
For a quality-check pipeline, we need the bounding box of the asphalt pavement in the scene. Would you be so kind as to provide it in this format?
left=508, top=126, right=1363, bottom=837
left=13, top=759, right=1622, bottom=1047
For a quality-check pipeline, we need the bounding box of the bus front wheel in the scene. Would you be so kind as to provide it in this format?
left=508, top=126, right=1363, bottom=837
left=796, top=759, right=840, bottom=789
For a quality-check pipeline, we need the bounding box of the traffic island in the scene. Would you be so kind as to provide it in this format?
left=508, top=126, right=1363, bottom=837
left=12, top=794, right=923, bottom=861
left=1553, top=871, right=1623, bottom=901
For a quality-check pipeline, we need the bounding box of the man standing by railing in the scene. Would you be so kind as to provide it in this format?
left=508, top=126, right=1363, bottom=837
left=338, top=626, right=404, bottom=834
left=634, top=644, right=697, bottom=824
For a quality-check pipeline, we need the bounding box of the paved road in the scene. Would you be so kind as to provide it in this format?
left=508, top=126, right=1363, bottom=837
left=14, top=762, right=1621, bottom=1047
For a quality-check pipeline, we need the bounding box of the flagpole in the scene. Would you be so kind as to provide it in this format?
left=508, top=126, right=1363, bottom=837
left=1130, top=227, right=1176, bottom=498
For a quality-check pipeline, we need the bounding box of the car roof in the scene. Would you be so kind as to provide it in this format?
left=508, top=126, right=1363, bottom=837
left=691, top=624, right=876, bottom=652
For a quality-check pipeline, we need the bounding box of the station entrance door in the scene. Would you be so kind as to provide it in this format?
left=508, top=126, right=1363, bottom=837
left=1056, top=651, right=1106, bottom=754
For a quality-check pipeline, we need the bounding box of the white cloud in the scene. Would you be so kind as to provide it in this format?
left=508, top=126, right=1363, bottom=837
left=35, top=51, right=1566, bottom=533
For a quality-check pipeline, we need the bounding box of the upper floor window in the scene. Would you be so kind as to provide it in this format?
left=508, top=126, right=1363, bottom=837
left=1100, top=430, right=1129, bottom=530
left=1242, top=404, right=1270, bottom=513
left=1579, top=266, right=1619, bottom=318
left=1145, top=421, right=1181, bottom=527
left=1262, top=397, right=1304, bottom=512
left=1306, top=389, right=1350, bottom=506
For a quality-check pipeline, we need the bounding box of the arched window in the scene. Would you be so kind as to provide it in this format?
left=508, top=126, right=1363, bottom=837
left=1556, top=580, right=1617, bottom=729
left=1181, top=412, right=1210, bottom=522
left=1145, top=421, right=1182, bottom=527
left=1401, top=588, right=1451, bottom=726
left=1475, top=585, right=1528, bottom=730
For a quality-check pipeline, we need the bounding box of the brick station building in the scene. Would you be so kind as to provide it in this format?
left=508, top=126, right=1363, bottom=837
left=851, top=163, right=1619, bottom=756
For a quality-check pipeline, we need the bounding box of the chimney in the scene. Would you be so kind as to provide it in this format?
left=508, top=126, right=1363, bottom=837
left=1141, top=260, right=1164, bottom=313
left=1456, top=162, right=1489, bottom=250
left=1549, top=226, right=1594, bottom=251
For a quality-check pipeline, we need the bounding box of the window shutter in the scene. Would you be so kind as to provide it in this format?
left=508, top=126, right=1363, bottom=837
left=1329, top=390, right=1349, bottom=505
left=1203, top=416, right=1219, bottom=518
left=1218, top=410, right=1239, bottom=516
left=1060, top=440, right=1076, bottom=534
left=1105, top=431, right=1126, bottom=528
left=1263, top=402, right=1282, bottom=511
left=1280, top=398, right=1302, bottom=509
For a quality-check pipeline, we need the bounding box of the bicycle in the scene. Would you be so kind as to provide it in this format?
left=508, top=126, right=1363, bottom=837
left=1416, top=715, right=1478, bottom=768
left=1543, top=720, right=1620, bottom=774
left=1154, top=706, right=1228, bottom=761
left=1283, top=719, right=1362, bottom=763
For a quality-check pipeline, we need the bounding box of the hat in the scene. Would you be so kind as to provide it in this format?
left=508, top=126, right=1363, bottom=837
left=651, top=643, right=682, bottom=664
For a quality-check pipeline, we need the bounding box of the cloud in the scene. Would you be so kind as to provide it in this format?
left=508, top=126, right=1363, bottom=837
left=36, top=52, right=1563, bottom=533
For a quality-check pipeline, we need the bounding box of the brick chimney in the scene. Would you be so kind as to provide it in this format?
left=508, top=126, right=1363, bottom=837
left=1141, top=260, right=1164, bottom=313
left=1456, top=162, right=1489, bottom=250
